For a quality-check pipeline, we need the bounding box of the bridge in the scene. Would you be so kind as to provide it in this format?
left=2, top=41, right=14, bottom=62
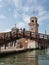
left=0, top=29, right=49, bottom=49
left=0, top=17, right=49, bottom=52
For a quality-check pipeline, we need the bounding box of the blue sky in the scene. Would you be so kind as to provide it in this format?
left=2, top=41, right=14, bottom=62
left=0, top=0, right=49, bottom=34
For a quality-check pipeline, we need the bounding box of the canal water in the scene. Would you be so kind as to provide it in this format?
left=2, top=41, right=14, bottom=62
left=0, top=48, right=49, bottom=65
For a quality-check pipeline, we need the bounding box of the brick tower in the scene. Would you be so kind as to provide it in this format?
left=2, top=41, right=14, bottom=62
left=29, top=17, right=39, bottom=33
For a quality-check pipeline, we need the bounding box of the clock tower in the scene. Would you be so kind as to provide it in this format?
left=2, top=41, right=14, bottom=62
left=29, top=17, right=39, bottom=33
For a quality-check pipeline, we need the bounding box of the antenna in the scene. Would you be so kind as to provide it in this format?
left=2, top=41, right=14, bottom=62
left=45, top=29, right=47, bottom=34
left=15, top=24, right=16, bottom=28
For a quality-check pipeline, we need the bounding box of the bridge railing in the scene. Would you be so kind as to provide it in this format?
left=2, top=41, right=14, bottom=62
left=36, top=33, right=49, bottom=40
left=0, top=29, right=49, bottom=45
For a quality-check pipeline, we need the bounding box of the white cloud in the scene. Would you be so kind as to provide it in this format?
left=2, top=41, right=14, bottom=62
left=35, top=6, right=46, bottom=17
left=17, top=22, right=26, bottom=29
left=22, top=14, right=30, bottom=23
left=8, top=8, right=11, bottom=11
left=0, top=29, right=11, bottom=33
left=4, top=29, right=11, bottom=32
left=22, top=6, right=29, bottom=13
left=0, top=4, right=3, bottom=8
left=38, top=11, right=46, bottom=17
left=13, top=0, right=38, bottom=7
left=0, top=0, right=2, bottom=1
left=13, top=10, right=20, bottom=18
left=38, top=12, right=49, bottom=22
left=36, top=6, right=49, bottom=24
left=26, top=0, right=38, bottom=4
left=13, top=12, right=18, bottom=18
left=0, top=14, right=6, bottom=19
left=12, top=0, right=22, bottom=8
left=6, top=0, right=12, bottom=4
left=13, top=14, right=18, bottom=18
left=33, top=0, right=38, bottom=3
left=0, top=0, right=3, bottom=8
left=0, top=0, right=12, bottom=9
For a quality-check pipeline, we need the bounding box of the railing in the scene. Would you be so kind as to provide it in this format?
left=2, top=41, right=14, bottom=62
left=0, top=29, right=49, bottom=45
left=36, top=33, right=49, bottom=40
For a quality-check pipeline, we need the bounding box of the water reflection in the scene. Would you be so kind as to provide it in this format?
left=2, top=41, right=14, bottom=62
left=38, top=49, right=49, bottom=65
left=0, top=48, right=49, bottom=65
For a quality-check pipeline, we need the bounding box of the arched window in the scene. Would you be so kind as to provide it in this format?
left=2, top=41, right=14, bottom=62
left=31, top=20, right=34, bottom=23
